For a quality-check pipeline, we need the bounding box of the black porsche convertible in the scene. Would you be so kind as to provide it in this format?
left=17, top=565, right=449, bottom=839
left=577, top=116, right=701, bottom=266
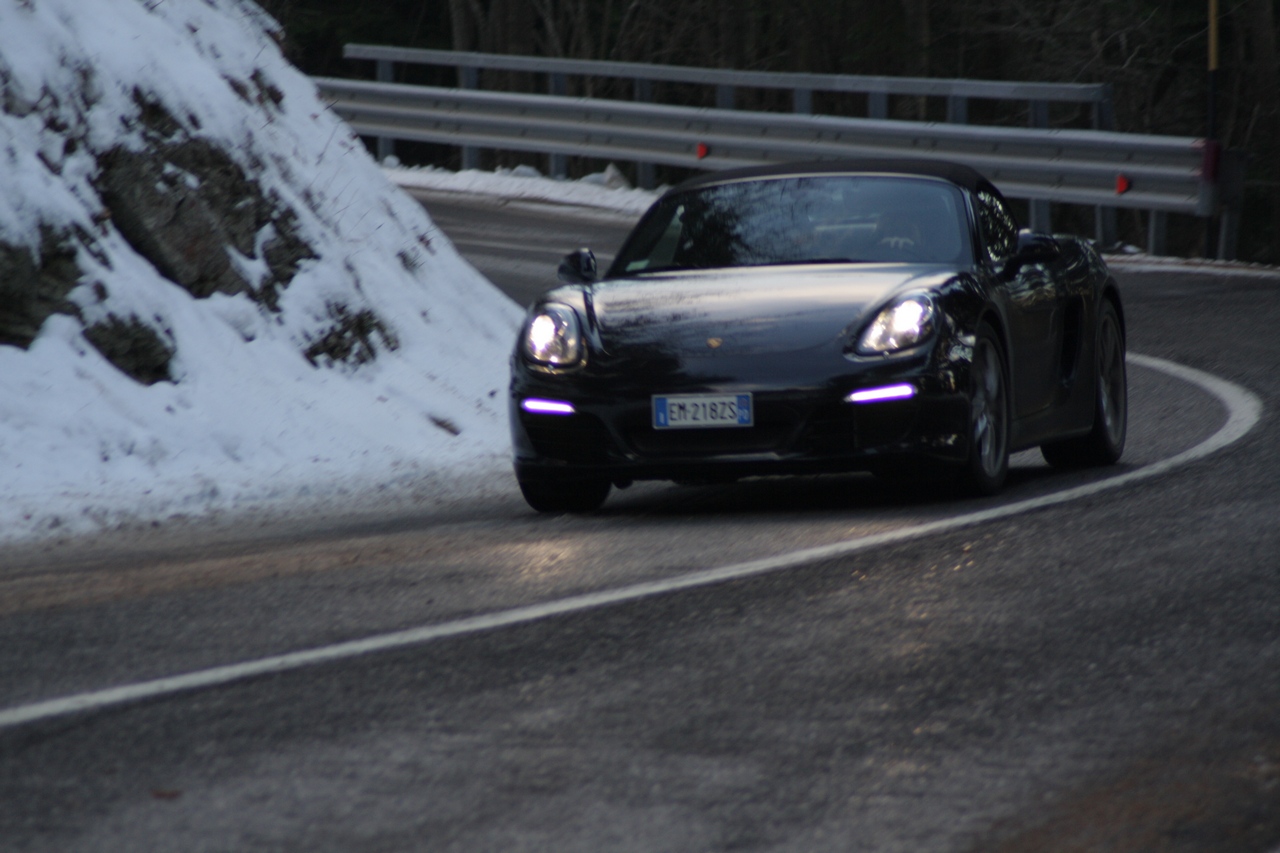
left=509, top=159, right=1127, bottom=512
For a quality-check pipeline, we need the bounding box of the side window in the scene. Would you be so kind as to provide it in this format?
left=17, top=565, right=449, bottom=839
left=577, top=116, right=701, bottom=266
left=622, top=204, right=685, bottom=272
left=976, top=190, right=1017, bottom=263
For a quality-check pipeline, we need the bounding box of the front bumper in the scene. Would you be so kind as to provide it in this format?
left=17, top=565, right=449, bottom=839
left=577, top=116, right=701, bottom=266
left=511, top=365, right=972, bottom=484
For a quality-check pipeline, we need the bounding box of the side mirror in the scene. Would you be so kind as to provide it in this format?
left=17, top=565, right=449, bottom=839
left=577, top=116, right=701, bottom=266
left=557, top=248, right=598, bottom=284
left=1003, top=229, right=1060, bottom=278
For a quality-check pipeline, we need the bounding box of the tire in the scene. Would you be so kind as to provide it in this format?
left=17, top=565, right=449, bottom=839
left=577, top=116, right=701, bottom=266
left=957, top=324, right=1010, bottom=496
left=1041, top=300, right=1127, bottom=468
left=518, top=474, right=611, bottom=513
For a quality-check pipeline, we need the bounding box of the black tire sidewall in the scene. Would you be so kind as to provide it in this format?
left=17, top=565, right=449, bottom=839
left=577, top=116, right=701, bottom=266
left=518, top=474, right=611, bottom=513
left=963, top=323, right=1010, bottom=495
left=1093, top=301, right=1127, bottom=460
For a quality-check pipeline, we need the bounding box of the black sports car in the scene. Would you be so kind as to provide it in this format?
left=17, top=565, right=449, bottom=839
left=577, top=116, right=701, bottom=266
left=509, top=159, right=1127, bottom=512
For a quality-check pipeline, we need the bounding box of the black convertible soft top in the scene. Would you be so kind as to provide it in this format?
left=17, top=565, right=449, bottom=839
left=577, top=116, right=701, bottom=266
left=669, top=158, right=1005, bottom=203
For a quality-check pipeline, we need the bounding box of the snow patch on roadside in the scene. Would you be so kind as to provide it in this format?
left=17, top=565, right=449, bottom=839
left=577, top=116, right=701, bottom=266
left=386, top=164, right=662, bottom=216
left=0, top=0, right=522, bottom=546
left=1102, top=253, right=1280, bottom=280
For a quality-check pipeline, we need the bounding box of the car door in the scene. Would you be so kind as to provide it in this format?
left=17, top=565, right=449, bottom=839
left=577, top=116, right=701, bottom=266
left=975, top=190, right=1062, bottom=418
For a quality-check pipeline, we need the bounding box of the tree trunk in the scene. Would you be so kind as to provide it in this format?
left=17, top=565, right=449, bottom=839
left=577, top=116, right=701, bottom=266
left=447, top=0, right=477, bottom=52
left=900, top=0, right=930, bottom=117
left=1241, top=0, right=1280, bottom=147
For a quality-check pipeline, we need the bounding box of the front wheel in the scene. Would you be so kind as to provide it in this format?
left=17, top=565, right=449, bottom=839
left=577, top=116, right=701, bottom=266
left=1041, top=300, right=1127, bottom=468
left=957, top=325, right=1010, bottom=496
left=518, top=474, right=611, bottom=513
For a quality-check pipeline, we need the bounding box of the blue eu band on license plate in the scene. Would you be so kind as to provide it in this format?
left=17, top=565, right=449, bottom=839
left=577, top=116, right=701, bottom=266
left=653, top=393, right=753, bottom=429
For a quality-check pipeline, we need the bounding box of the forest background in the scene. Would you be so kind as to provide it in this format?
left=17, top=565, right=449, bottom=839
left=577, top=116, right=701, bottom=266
left=260, top=0, right=1279, bottom=261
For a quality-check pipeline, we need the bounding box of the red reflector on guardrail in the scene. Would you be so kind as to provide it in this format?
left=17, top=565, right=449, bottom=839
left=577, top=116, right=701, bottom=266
left=1115, top=174, right=1132, bottom=195
left=696, top=142, right=709, bottom=159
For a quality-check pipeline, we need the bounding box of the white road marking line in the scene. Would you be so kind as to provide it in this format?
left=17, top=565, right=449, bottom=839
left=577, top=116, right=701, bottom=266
left=0, top=354, right=1263, bottom=731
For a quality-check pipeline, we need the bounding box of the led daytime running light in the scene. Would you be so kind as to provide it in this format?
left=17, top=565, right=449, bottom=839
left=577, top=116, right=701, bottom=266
left=846, top=384, right=917, bottom=404
left=521, top=398, right=576, bottom=415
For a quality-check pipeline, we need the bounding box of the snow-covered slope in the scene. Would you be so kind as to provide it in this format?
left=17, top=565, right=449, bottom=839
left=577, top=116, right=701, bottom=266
left=0, top=0, right=522, bottom=543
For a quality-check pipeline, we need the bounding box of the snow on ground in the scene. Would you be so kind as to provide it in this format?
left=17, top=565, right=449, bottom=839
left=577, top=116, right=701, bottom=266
left=0, top=0, right=666, bottom=550
left=386, top=161, right=661, bottom=217
left=0, top=0, right=537, bottom=546
left=1100, top=252, right=1280, bottom=280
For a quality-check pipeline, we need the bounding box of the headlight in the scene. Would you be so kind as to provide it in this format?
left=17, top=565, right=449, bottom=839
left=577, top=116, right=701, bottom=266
left=857, top=294, right=936, bottom=354
left=522, top=303, right=583, bottom=366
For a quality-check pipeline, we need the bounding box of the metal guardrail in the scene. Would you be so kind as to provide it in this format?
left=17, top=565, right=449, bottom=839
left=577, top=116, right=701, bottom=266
left=340, top=45, right=1133, bottom=249
left=345, top=44, right=1116, bottom=126
left=342, top=44, right=1116, bottom=129
left=315, top=76, right=1243, bottom=256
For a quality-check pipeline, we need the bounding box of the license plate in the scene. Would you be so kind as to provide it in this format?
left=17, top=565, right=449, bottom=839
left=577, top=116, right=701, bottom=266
left=652, top=393, right=753, bottom=429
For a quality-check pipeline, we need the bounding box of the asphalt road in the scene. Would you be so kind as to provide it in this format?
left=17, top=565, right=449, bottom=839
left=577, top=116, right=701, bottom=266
left=417, top=189, right=639, bottom=308
left=1, top=191, right=1278, bottom=852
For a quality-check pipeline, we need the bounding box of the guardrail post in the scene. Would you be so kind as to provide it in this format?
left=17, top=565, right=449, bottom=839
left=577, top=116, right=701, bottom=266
left=549, top=72, right=569, bottom=179
left=1215, top=149, right=1247, bottom=260
left=716, top=85, right=735, bottom=109
left=1028, top=201, right=1052, bottom=232
left=1028, top=100, right=1051, bottom=231
left=868, top=91, right=888, bottom=119
left=459, top=66, right=480, bottom=170
left=794, top=88, right=812, bottom=114
left=1147, top=211, right=1168, bottom=256
left=1029, top=99, right=1050, bottom=128
left=1092, top=85, right=1118, bottom=247
left=375, top=60, right=394, bottom=162
left=1218, top=209, right=1240, bottom=260
left=1093, top=86, right=1115, bottom=131
left=1095, top=207, right=1118, bottom=247
left=946, top=95, right=968, bottom=124
left=634, top=78, right=656, bottom=189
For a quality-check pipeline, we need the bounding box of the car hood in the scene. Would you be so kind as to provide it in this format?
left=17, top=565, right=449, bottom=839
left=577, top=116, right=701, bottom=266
left=588, top=264, right=958, bottom=357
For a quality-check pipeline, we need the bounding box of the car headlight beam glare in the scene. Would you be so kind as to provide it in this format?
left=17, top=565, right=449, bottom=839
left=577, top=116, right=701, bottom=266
left=523, top=303, right=583, bottom=365
left=858, top=295, right=936, bottom=354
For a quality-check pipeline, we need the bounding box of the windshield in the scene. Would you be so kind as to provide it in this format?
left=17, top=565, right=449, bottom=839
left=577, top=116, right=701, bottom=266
left=609, top=175, right=973, bottom=275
